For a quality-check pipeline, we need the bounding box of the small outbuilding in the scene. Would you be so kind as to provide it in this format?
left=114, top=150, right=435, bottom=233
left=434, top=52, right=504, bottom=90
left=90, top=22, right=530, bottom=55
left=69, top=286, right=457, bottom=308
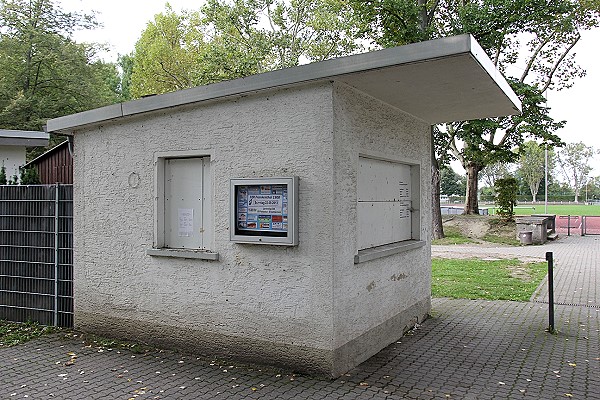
left=24, top=140, right=74, bottom=184
left=47, top=34, right=520, bottom=377
left=0, top=129, right=49, bottom=180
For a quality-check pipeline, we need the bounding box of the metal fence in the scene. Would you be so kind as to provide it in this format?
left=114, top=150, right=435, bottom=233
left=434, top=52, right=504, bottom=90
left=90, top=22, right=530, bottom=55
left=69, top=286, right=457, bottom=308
left=555, top=215, right=600, bottom=236
left=0, top=184, right=73, bottom=327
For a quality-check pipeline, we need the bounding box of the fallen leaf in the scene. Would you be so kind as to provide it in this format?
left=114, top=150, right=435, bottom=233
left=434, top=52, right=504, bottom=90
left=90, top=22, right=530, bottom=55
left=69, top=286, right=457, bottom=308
left=565, top=394, right=573, bottom=398
left=569, top=363, right=576, bottom=367
left=359, top=382, right=369, bottom=387
left=498, top=382, right=506, bottom=385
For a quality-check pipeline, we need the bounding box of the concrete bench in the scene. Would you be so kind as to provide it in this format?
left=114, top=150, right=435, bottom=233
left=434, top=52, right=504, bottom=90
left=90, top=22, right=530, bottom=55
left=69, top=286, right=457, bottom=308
left=515, top=216, right=550, bottom=244
left=531, top=214, right=558, bottom=240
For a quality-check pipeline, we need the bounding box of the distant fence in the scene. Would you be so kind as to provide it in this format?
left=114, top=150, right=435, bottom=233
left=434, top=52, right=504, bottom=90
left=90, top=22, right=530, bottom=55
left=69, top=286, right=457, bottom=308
left=554, top=215, right=600, bottom=236
left=0, top=185, right=73, bottom=327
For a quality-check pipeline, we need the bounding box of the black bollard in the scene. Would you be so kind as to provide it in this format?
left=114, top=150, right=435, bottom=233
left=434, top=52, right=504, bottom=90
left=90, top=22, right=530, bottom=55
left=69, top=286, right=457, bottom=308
left=546, top=251, right=555, bottom=333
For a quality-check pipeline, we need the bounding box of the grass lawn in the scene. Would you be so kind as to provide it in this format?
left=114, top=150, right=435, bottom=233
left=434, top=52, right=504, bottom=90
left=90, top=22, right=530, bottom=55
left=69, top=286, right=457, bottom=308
left=0, top=320, right=55, bottom=347
left=432, top=226, right=477, bottom=245
left=483, top=203, right=600, bottom=216
left=432, top=258, right=547, bottom=301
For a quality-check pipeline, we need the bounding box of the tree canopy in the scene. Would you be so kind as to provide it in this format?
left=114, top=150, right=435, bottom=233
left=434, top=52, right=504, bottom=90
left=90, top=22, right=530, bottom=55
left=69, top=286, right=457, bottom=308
left=0, top=0, right=124, bottom=136
left=130, top=0, right=362, bottom=97
left=557, top=142, right=597, bottom=202
left=351, top=0, right=599, bottom=220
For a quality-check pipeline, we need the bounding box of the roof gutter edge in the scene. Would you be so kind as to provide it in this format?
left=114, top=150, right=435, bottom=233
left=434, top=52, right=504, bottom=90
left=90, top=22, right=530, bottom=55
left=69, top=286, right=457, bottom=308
left=46, top=35, right=475, bottom=134
left=468, top=36, right=522, bottom=114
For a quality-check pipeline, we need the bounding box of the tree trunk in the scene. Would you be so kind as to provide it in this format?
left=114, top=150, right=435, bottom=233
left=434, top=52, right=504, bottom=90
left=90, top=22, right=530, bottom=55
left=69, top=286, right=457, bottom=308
left=431, top=129, right=444, bottom=239
left=464, top=163, right=482, bottom=215
left=532, top=193, right=537, bottom=203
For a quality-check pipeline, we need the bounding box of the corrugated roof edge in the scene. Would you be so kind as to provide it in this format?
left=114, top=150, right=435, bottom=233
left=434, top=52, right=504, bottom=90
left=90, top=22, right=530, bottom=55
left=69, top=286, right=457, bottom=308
left=46, top=34, right=520, bottom=134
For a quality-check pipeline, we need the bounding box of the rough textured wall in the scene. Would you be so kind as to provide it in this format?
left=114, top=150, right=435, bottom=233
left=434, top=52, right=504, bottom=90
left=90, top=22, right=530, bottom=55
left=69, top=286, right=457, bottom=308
left=0, top=146, right=25, bottom=179
left=73, top=83, right=337, bottom=373
left=331, top=82, right=432, bottom=373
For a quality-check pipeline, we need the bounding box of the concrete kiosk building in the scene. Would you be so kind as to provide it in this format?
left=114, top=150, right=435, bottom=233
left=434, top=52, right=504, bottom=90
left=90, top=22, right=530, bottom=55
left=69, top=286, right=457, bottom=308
left=47, top=35, right=521, bottom=377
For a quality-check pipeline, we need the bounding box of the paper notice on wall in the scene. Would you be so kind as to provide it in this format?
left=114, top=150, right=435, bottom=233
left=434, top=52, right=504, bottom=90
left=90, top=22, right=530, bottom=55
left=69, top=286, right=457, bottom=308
left=178, top=208, right=194, bottom=237
left=247, top=194, right=283, bottom=215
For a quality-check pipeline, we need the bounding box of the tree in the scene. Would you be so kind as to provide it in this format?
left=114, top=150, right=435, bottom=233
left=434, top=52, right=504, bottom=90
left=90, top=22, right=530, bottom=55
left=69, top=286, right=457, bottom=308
left=480, top=161, right=512, bottom=192
left=0, top=165, right=6, bottom=184
left=440, top=166, right=465, bottom=196
left=130, top=6, right=207, bottom=97
left=517, top=141, right=555, bottom=202
left=351, top=0, right=598, bottom=234
left=495, top=177, right=518, bottom=221
left=130, top=0, right=362, bottom=97
left=19, top=166, right=40, bottom=184
left=0, top=0, right=122, bottom=140
left=557, top=142, right=597, bottom=202
left=117, top=53, right=134, bottom=101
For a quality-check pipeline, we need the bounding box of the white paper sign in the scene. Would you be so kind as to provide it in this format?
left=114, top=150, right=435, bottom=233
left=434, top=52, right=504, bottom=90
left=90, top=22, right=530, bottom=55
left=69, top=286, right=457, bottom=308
left=247, top=194, right=283, bottom=215
left=178, top=208, right=194, bottom=237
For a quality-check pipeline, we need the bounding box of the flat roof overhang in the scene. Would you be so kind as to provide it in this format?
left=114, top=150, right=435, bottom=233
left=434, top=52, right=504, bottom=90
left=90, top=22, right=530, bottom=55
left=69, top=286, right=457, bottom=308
left=46, top=34, right=521, bottom=134
left=0, top=129, right=49, bottom=146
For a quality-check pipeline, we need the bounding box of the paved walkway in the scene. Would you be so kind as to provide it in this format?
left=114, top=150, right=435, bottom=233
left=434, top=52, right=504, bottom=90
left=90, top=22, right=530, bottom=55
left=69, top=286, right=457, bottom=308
left=433, top=234, right=600, bottom=308
left=1, top=236, right=599, bottom=399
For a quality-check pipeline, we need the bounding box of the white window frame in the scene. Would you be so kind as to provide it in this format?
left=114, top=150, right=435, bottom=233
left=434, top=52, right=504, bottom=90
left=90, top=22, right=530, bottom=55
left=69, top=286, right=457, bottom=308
left=147, top=150, right=218, bottom=261
left=354, top=151, right=425, bottom=264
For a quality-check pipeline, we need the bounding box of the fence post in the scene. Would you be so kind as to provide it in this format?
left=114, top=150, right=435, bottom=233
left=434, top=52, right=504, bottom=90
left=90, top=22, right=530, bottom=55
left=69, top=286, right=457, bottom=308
left=54, top=183, right=59, bottom=327
left=581, top=216, right=585, bottom=236
left=546, top=251, right=555, bottom=333
left=567, top=215, right=570, bottom=236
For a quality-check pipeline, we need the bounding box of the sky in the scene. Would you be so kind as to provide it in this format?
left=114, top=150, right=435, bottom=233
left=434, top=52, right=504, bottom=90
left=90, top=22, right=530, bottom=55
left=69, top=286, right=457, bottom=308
left=60, top=0, right=600, bottom=175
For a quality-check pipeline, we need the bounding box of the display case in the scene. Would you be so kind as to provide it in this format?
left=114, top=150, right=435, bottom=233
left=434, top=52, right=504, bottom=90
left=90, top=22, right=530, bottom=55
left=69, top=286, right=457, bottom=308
left=230, top=177, right=299, bottom=245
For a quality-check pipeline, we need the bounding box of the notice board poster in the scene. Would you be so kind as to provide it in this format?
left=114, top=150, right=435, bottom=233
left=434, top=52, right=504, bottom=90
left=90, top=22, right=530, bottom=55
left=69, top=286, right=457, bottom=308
left=236, top=184, right=288, bottom=234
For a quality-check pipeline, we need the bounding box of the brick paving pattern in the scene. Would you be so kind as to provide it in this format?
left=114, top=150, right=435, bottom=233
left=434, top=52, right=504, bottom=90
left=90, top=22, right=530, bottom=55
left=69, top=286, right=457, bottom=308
left=1, top=235, right=599, bottom=399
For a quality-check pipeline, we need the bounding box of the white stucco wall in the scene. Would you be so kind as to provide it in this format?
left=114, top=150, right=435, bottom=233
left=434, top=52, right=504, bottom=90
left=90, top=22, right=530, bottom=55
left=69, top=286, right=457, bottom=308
left=74, top=82, right=337, bottom=372
left=331, top=83, right=431, bottom=373
left=73, top=80, right=432, bottom=376
left=0, top=146, right=26, bottom=180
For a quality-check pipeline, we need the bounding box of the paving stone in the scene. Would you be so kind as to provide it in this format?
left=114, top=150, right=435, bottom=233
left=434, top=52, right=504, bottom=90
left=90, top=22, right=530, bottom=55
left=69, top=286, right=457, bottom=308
left=1, top=236, right=599, bottom=399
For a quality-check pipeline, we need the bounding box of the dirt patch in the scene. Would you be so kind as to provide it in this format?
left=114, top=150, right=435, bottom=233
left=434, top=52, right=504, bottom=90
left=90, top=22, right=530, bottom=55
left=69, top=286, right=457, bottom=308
left=444, top=215, right=490, bottom=238
left=432, top=249, right=543, bottom=263
left=507, top=264, right=536, bottom=281
left=443, top=215, right=517, bottom=241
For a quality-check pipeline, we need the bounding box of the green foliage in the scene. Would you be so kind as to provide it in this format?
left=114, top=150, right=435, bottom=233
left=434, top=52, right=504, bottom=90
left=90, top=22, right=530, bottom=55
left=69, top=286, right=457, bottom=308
left=130, top=0, right=362, bottom=97
left=495, top=177, right=518, bottom=220
left=431, top=258, right=548, bottom=301
left=0, top=320, right=56, bottom=347
left=351, top=0, right=599, bottom=213
left=117, top=53, right=134, bottom=101
left=517, top=141, right=555, bottom=202
left=480, top=161, right=512, bottom=191
left=557, top=142, right=597, bottom=202
left=431, top=225, right=476, bottom=245
left=19, top=167, right=40, bottom=184
left=0, top=165, right=6, bottom=184
left=0, top=0, right=123, bottom=134
left=440, top=166, right=465, bottom=196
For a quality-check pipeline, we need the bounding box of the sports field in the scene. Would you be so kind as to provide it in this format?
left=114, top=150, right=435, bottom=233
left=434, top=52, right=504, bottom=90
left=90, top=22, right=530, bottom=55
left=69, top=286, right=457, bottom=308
left=483, top=203, right=600, bottom=216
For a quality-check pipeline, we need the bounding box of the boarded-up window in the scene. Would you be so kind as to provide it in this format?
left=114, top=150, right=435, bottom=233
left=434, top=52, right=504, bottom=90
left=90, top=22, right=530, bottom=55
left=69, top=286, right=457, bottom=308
left=357, top=157, right=413, bottom=250
left=162, top=157, right=211, bottom=250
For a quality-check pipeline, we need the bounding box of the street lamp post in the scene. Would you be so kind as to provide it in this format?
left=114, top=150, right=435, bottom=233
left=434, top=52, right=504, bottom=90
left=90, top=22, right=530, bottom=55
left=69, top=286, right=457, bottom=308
left=545, top=144, right=548, bottom=214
